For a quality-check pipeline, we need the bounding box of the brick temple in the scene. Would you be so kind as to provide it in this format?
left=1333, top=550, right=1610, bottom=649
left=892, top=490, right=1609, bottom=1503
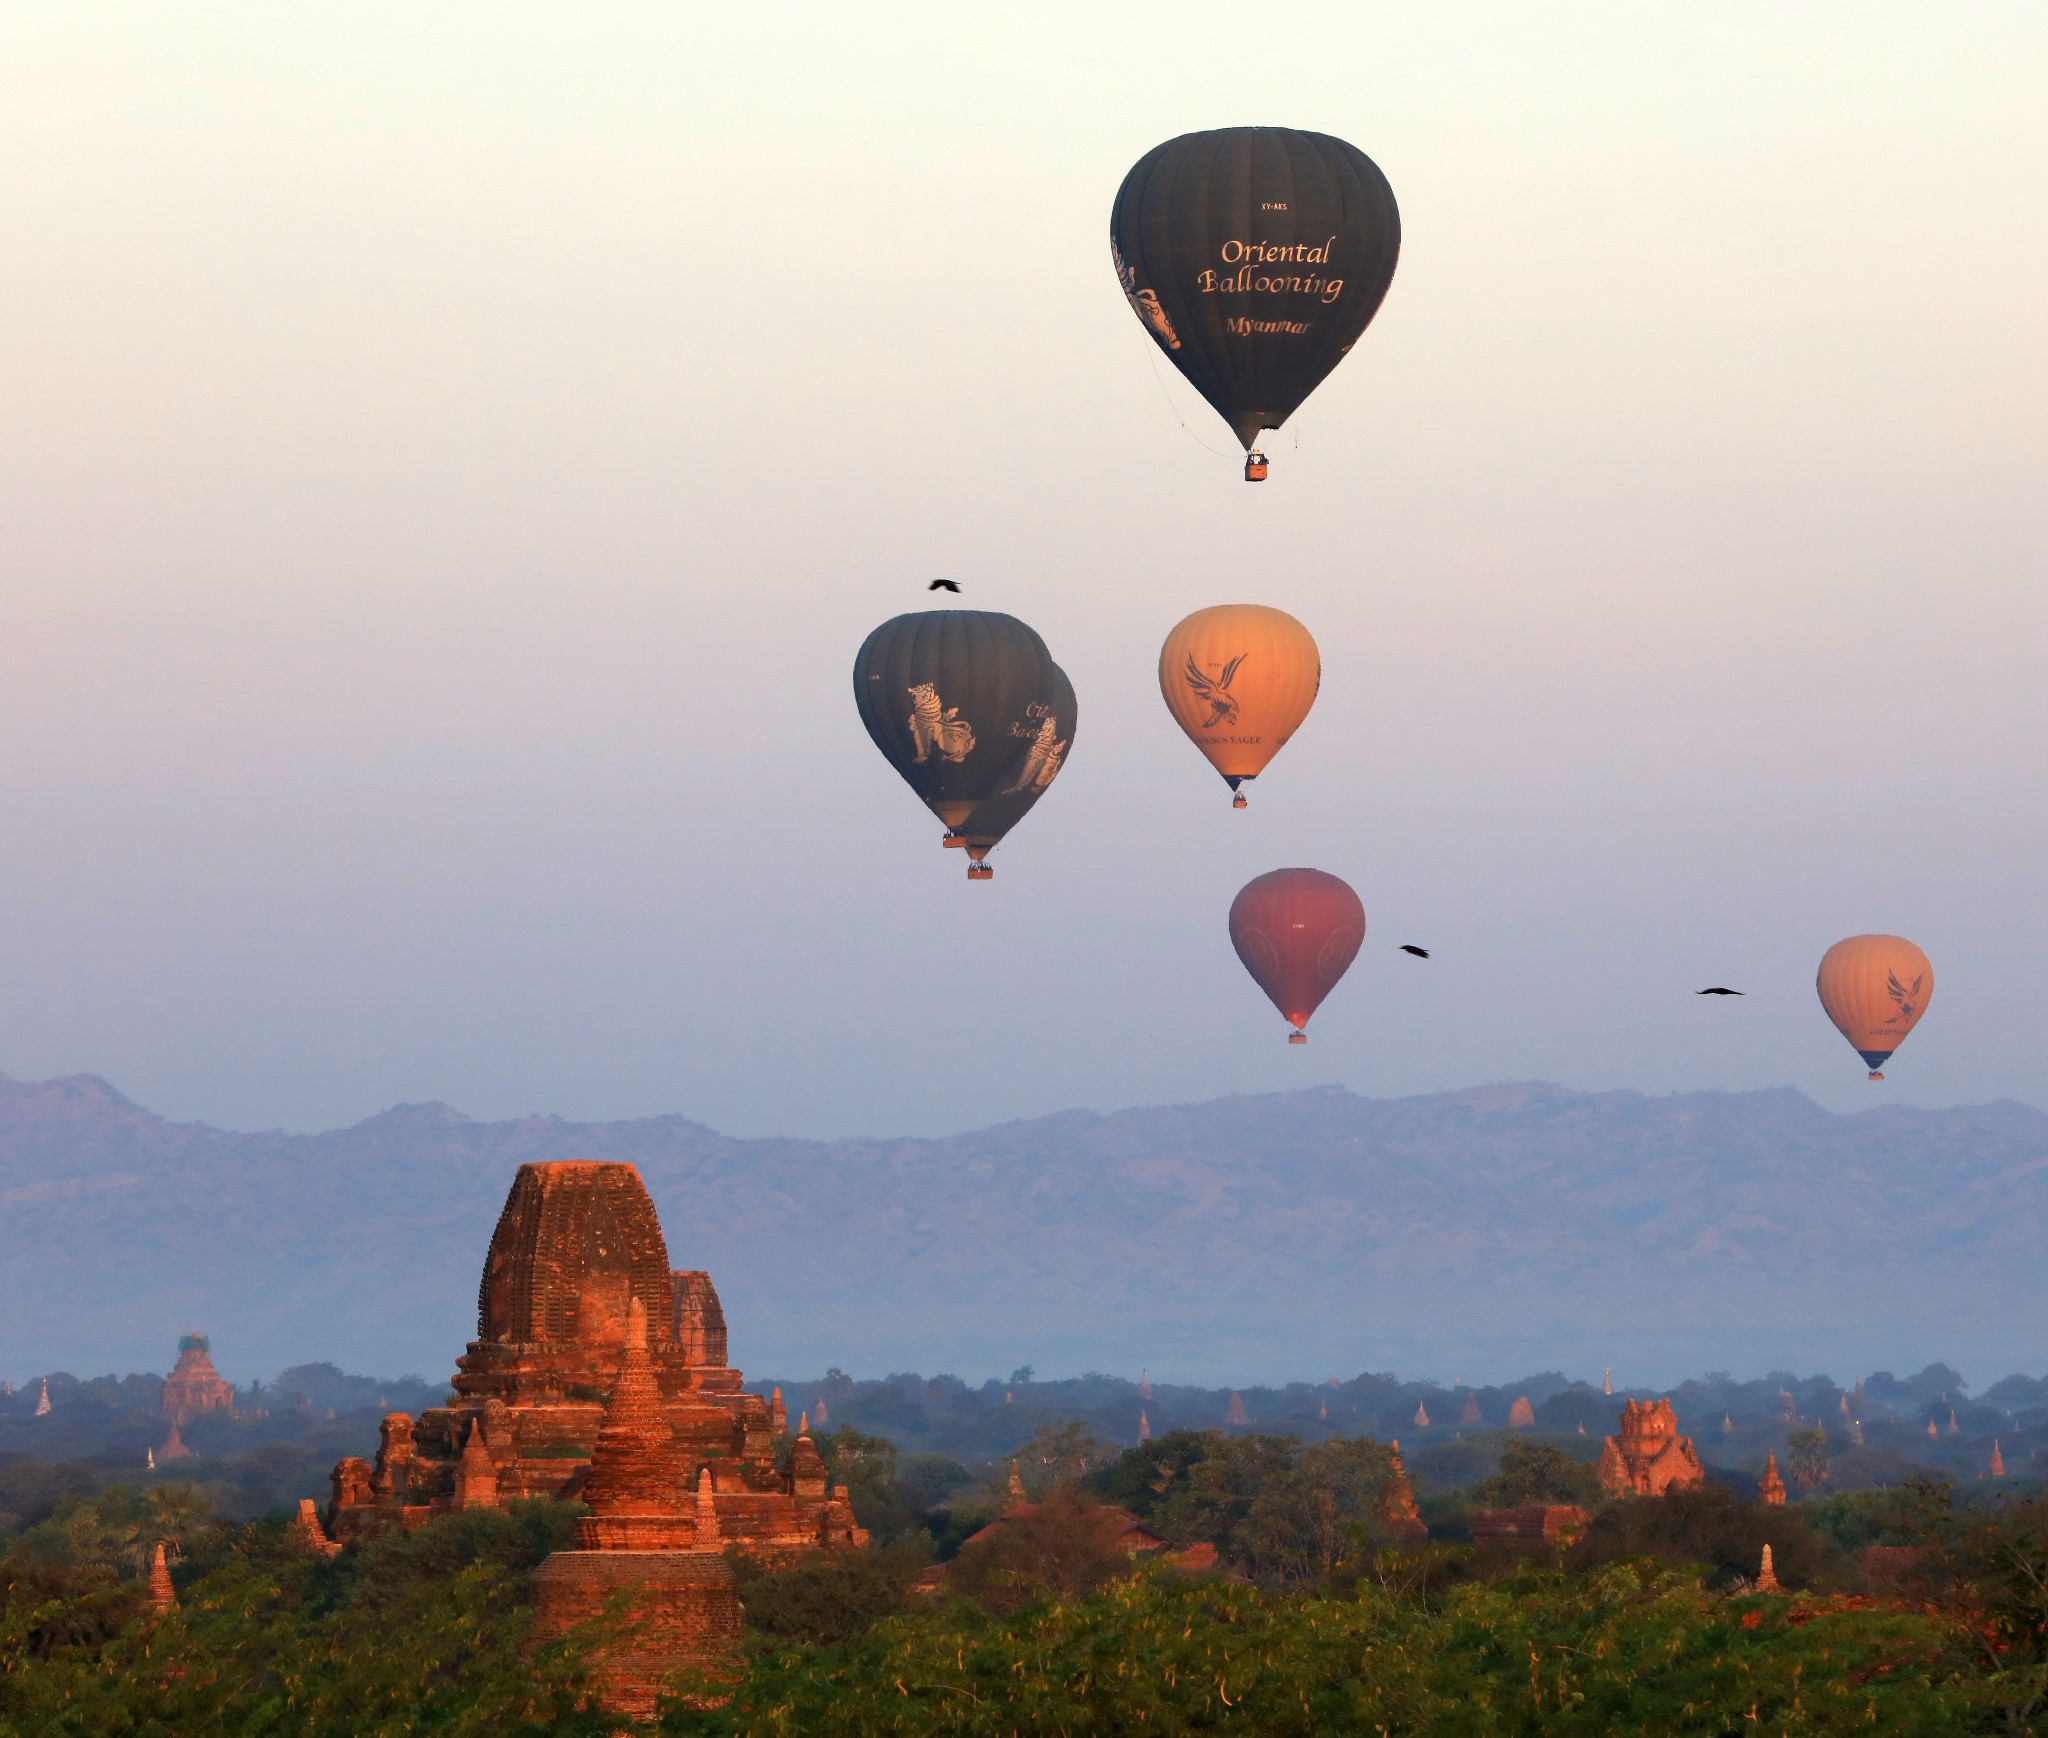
left=326, top=1159, right=867, bottom=1560
left=1597, top=1397, right=1706, bottom=1497
left=162, top=1334, right=235, bottom=1423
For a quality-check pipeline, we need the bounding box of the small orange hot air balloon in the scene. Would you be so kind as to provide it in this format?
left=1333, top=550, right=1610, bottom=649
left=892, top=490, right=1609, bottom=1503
left=1159, top=606, right=1319, bottom=807
left=1229, top=868, right=1364, bottom=1042
left=1816, top=934, right=1934, bottom=1080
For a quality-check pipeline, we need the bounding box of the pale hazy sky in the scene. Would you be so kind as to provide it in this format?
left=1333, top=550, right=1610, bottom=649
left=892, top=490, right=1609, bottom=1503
left=1, top=4, right=2043, bottom=1140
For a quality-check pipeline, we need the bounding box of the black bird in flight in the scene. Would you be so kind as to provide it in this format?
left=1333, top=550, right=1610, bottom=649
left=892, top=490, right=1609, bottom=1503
left=1696, top=987, right=1744, bottom=996
left=1399, top=945, right=1430, bottom=959
left=928, top=578, right=961, bottom=592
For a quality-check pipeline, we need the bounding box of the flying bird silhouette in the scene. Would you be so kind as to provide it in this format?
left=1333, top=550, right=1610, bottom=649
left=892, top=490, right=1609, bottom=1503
left=928, top=578, right=961, bottom=592
left=1696, top=987, right=1744, bottom=996
left=1399, top=945, right=1430, bottom=959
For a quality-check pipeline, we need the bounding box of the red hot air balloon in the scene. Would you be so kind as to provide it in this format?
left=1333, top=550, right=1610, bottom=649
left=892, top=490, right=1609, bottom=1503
left=1229, top=868, right=1365, bottom=1042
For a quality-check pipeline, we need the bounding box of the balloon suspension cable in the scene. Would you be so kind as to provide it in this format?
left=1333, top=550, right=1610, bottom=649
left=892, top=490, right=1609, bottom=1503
left=1144, top=344, right=1234, bottom=460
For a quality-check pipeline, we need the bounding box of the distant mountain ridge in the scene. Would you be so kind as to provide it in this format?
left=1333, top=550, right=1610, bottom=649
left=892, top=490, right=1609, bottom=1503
left=1, top=1072, right=2043, bottom=1388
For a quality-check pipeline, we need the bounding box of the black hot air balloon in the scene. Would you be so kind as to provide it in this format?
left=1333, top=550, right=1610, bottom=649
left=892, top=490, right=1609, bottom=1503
left=1111, top=127, right=1400, bottom=477
left=951, top=663, right=1076, bottom=879
left=854, top=611, right=1068, bottom=877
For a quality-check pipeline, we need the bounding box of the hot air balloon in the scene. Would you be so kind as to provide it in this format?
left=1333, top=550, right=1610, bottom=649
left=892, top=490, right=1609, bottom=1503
left=1816, top=934, right=1934, bottom=1080
left=853, top=611, right=1066, bottom=878
left=950, top=663, right=1076, bottom=880
left=1159, top=605, right=1319, bottom=807
left=1229, top=868, right=1364, bottom=1042
left=1111, top=127, right=1400, bottom=480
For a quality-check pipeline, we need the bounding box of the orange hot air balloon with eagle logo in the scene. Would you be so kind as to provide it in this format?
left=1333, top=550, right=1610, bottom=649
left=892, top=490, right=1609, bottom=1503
left=1816, top=934, right=1934, bottom=1080
left=1159, top=606, right=1320, bottom=807
left=1229, top=868, right=1365, bottom=1042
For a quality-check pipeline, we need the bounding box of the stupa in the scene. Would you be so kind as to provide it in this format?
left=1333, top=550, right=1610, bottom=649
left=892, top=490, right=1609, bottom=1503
left=1507, top=1397, right=1535, bottom=1428
left=1382, top=1440, right=1427, bottom=1540
left=326, top=1160, right=868, bottom=1560
left=148, top=1543, right=176, bottom=1612
left=163, top=1334, right=235, bottom=1423
left=1755, top=1450, right=1787, bottom=1505
left=1598, top=1398, right=1705, bottom=1496
left=530, top=1298, right=741, bottom=1720
left=1461, top=1394, right=1482, bottom=1426
left=1224, top=1390, right=1249, bottom=1425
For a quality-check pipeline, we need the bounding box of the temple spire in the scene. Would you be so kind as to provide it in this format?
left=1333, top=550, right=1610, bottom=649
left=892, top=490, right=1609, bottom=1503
left=1755, top=1543, right=1780, bottom=1594
left=148, top=1542, right=176, bottom=1611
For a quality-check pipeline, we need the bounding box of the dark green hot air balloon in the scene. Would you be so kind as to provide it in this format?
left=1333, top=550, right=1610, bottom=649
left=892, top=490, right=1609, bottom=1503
left=854, top=611, right=1069, bottom=878
left=952, top=662, right=1076, bottom=880
left=1111, top=127, right=1400, bottom=477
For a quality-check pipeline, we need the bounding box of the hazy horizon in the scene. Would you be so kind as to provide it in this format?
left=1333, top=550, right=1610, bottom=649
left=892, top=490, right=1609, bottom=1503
left=3, top=5, right=2044, bottom=1144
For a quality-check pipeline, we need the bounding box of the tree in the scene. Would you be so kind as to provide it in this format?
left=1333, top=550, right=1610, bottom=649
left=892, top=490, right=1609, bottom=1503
left=1236, top=1437, right=1407, bottom=1586
left=947, top=1490, right=1135, bottom=1614
left=1785, top=1423, right=1830, bottom=1493
left=1473, top=1440, right=1603, bottom=1509
left=1006, top=1421, right=1112, bottom=1499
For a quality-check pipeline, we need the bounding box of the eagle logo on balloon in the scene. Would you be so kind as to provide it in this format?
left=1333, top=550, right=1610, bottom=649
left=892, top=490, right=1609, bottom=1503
left=1183, top=653, right=1246, bottom=729
left=1884, top=970, right=1925, bottom=1025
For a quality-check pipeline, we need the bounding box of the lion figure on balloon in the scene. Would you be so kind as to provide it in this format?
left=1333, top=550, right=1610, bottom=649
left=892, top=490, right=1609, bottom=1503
left=907, top=683, right=976, bottom=764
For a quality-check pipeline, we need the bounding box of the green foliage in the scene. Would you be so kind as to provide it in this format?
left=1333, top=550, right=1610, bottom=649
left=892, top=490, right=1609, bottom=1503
left=948, top=1491, right=1142, bottom=1615
left=1470, top=1439, right=1604, bottom=1509
left=658, top=1559, right=1973, bottom=1736
left=0, top=1512, right=623, bottom=1736
left=731, top=1536, right=932, bottom=1645
left=896, top=1453, right=971, bottom=1506
left=1002, top=1421, right=1115, bottom=1500
left=1085, top=1428, right=1215, bottom=1519
left=1092, top=1429, right=1412, bottom=1587
left=2, top=1482, right=220, bottom=1577
left=1568, top=1483, right=1834, bottom=1590
left=1786, top=1422, right=1832, bottom=1493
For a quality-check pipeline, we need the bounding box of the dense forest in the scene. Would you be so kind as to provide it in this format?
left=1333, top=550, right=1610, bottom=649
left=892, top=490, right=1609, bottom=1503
left=5, top=1363, right=2047, bottom=1733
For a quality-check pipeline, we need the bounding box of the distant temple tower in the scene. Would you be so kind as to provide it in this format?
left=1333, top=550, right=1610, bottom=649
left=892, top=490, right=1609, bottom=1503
left=163, top=1334, right=235, bottom=1424
left=1138, top=1410, right=1151, bottom=1442
left=1990, top=1440, right=2005, bottom=1478
left=1413, top=1401, right=1430, bottom=1428
left=1461, top=1394, right=1482, bottom=1426
left=148, top=1543, right=176, bottom=1612
left=1381, top=1441, right=1426, bottom=1540
left=1603, top=1367, right=1612, bottom=1396
left=1755, top=1543, right=1780, bottom=1594
left=1722, top=1412, right=1734, bottom=1437
left=35, top=1379, right=50, bottom=1417
left=1139, top=1369, right=1151, bottom=1400
left=1224, top=1391, right=1250, bottom=1426
left=1598, top=1399, right=1705, bottom=1497
left=1508, top=1397, right=1536, bottom=1428
left=1756, top=1450, right=1787, bottom=1506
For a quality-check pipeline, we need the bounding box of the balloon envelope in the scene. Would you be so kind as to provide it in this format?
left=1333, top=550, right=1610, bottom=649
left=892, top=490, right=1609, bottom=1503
left=1229, top=867, right=1365, bottom=1035
left=1111, top=126, right=1400, bottom=451
left=1159, top=605, right=1319, bottom=797
left=1816, top=934, right=1934, bottom=1075
left=854, top=611, right=1057, bottom=830
left=956, top=663, right=1076, bottom=862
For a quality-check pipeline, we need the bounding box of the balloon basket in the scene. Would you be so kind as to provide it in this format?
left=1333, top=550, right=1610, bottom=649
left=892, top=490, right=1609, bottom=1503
left=1868, top=1070, right=1885, bottom=1081
left=967, top=865, right=993, bottom=881
left=1244, top=451, right=1269, bottom=482
left=1232, top=793, right=1248, bottom=809
left=1288, top=1031, right=1307, bottom=1045
left=942, top=835, right=966, bottom=849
